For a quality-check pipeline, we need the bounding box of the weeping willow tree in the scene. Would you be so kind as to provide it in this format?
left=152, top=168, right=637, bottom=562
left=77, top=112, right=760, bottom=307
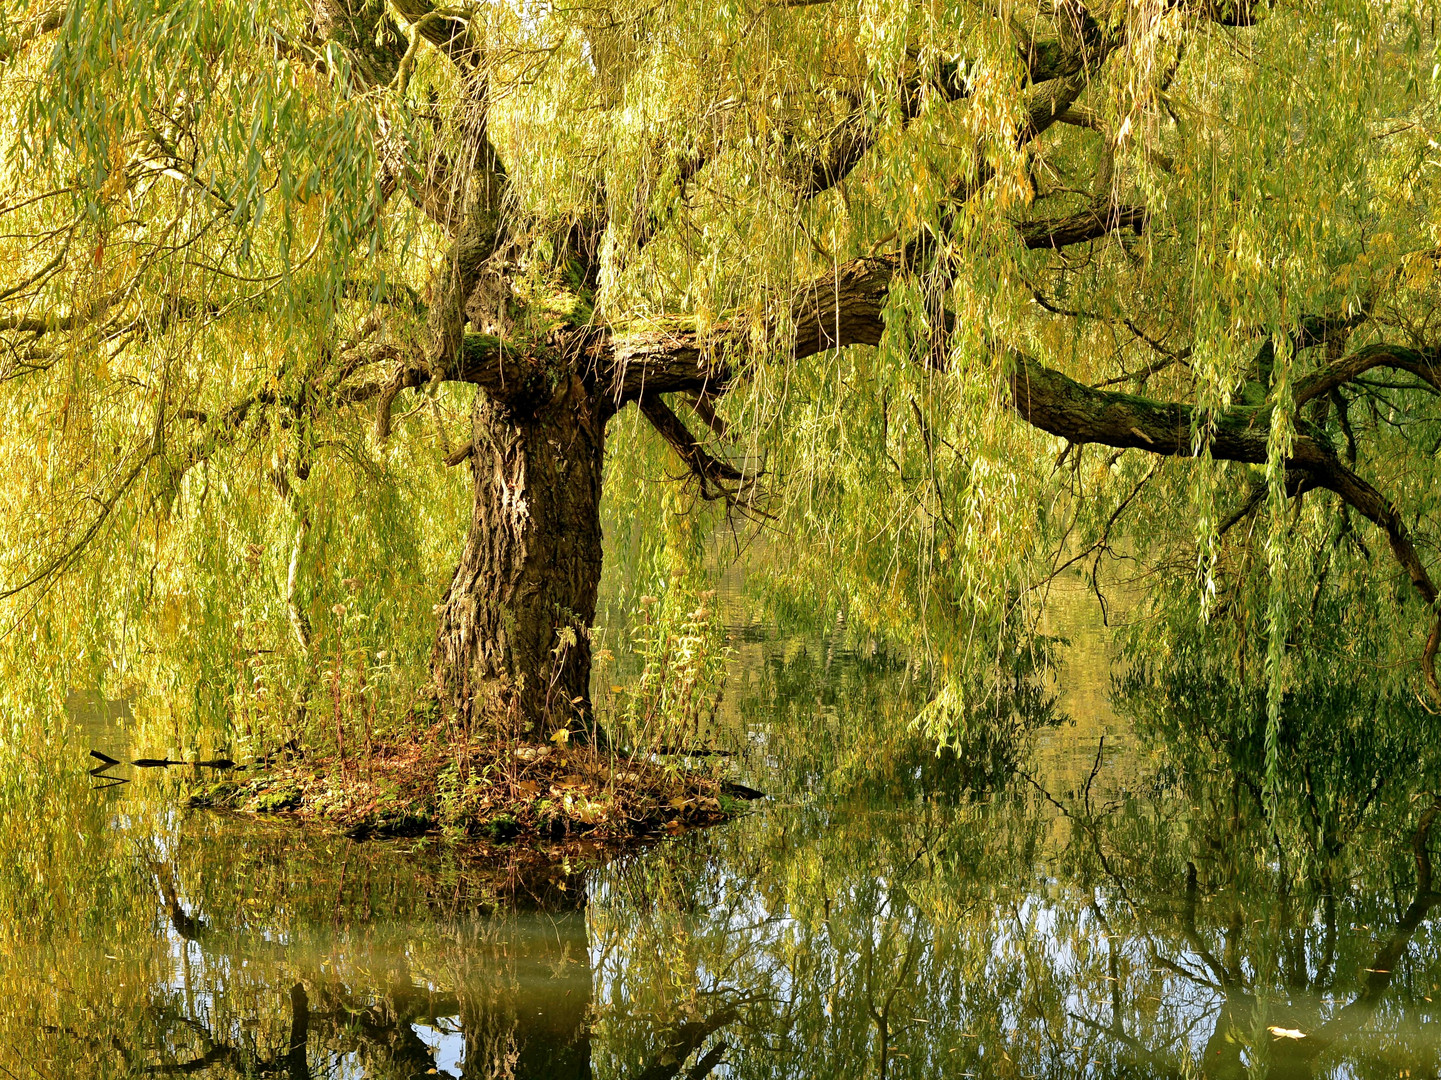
left=2, top=0, right=1440, bottom=747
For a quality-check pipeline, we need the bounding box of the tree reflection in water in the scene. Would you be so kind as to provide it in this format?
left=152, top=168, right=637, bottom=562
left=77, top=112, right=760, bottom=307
left=11, top=639, right=1441, bottom=1078
left=579, top=636, right=1441, bottom=1080
left=585, top=774, right=1441, bottom=1079
left=11, top=817, right=598, bottom=1079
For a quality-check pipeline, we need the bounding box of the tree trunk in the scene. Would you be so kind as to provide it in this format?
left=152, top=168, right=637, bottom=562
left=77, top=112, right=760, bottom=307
left=431, top=373, right=607, bottom=738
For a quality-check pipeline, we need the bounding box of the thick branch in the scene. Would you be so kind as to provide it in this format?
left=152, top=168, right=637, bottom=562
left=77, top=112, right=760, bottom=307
left=1294, top=342, right=1441, bottom=407
left=605, top=256, right=895, bottom=403
left=635, top=1009, right=739, bottom=1080
left=608, top=324, right=735, bottom=402
left=612, top=185, right=1134, bottom=397
left=361, top=252, right=890, bottom=407
left=344, top=333, right=580, bottom=427
left=451, top=2, right=1122, bottom=406
left=377, top=133, right=510, bottom=436
left=1006, top=349, right=1441, bottom=689
left=443, top=439, right=474, bottom=466
left=687, top=390, right=729, bottom=439
left=388, top=0, right=479, bottom=70
left=798, top=63, right=967, bottom=199
left=396, top=157, right=471, bottom=231
left=638, top=394, right=745, bottom=498
left=0, top=283, right=131, bottom=336
left=595, top=190, right=1151, bottom=402
left=800, top=10, right=1116, bottom=201
left=1016, top=204, right=1147, bottom=249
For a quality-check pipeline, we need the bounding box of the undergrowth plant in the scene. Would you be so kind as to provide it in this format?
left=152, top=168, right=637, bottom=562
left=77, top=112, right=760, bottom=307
left=604, top=579, right=734, bottom=758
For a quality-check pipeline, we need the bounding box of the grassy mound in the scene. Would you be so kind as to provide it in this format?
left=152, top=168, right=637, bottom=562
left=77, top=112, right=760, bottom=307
left=186, top=728, right=759, bottom=842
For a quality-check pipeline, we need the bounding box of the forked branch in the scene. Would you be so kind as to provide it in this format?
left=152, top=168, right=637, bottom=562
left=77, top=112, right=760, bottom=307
left=639, top=394, right=761, bottom=509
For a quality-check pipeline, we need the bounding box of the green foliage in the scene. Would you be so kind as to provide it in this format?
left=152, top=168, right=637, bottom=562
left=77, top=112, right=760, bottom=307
left=604, top=578, right=733, bottom=754
left=1116, top=535, right=1441, bottom=878
left=3, top=0, right=1441, bottom=765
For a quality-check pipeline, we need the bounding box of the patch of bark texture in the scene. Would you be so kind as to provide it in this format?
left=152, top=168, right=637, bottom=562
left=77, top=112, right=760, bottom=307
left=431, top=374, right=607, bottom=739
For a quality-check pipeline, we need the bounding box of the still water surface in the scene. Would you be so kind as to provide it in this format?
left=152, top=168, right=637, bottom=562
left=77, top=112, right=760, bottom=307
left=11, top=593, right=1441, bottom=1079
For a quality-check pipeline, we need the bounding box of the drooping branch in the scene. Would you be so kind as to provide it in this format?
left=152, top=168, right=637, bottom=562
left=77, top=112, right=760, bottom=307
left=604, top=192, right=1132, bottom=400
left=1185, top=0, right=1267, bottom=26
left=798, top=7, right=1119, bottom=200
left=0, top=3, right=66, bottom=64
left=0, top=246, right=67, bottom=305
left=638, top=393, right=751, bottom=503
left=1293, top=342, right=1441, bottom=407
left=421, top=0, right=1122, bottom=418
left=1005, top=349, right=1441, bottom=690
left=636, top=147, right=709, bottom=251
left=0, top=449, right=159, bottom=602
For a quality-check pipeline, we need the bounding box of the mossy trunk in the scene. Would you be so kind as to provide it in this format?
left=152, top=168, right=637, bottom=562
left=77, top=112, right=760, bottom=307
left=431, top=373, right=606, bottom=738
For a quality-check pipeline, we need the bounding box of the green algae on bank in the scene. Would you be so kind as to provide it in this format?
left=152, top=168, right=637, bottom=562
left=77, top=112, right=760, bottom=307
left=184, top=729, right=758, bottom=842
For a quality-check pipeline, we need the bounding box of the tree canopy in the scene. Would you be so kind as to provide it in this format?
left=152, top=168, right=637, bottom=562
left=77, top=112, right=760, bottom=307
left=1, top=0, right=1440, bottom=753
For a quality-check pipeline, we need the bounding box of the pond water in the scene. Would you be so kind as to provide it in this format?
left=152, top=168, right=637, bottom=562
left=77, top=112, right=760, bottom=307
left=10, top=586, right=1441, bottom=1079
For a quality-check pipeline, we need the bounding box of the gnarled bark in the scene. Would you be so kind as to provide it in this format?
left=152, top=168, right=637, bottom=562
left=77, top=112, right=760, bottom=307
left=430, top=373, right=607, bottom=735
